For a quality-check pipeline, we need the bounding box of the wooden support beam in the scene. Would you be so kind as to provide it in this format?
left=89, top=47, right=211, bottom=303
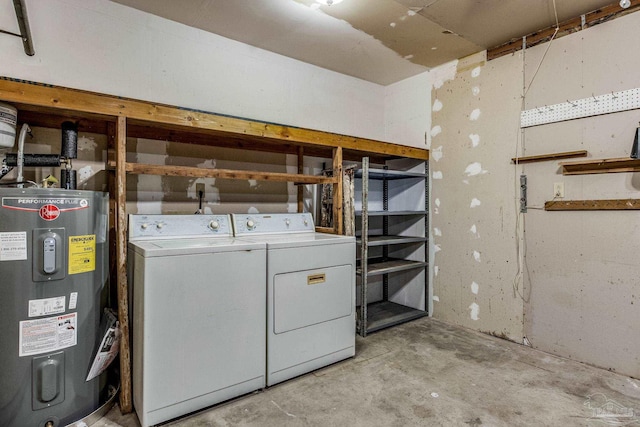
left=332, top=147, right=344, bottom=235
left=297, top=146, right=304, bottom=213
left=559, top=157, right=640, bottom=175
left=115, top=116, right=132, bottom=414
left=110, top=161, right=336, bottom=184
left=512, top=150, right=588, bottom=164
left=0, top=77, right=429, bottom=161
left=488, top=0, right=640, bottom=61
left=106, top=122, right=117, bottom=326
left=545, top=199, right=640, bottom=210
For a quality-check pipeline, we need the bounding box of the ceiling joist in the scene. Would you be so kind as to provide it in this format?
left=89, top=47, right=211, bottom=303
left=488, top=0, right=640, bottom=61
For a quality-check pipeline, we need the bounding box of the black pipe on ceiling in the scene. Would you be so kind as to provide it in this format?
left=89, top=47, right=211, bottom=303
left=1, top=0, right=36, bottom=56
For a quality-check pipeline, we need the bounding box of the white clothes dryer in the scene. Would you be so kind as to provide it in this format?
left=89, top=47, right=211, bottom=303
left=232, top=213, right=355, bottom=386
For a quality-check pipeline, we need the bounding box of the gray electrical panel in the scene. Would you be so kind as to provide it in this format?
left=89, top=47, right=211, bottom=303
left=0, top=188, right=109, bottom=427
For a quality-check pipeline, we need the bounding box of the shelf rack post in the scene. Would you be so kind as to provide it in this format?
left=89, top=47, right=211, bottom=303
left=424, top=161, right=430, bottom=315
left=332, top=147, right=343, bottom=235
left=359, top=157, right=370, bottom=337
left=382, top=166, right=389, bottom=302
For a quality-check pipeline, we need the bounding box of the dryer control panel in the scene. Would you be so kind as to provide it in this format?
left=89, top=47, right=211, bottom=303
left=232, top=213, right=314, bottom=235
left=128, top=214, right=232, bottom=240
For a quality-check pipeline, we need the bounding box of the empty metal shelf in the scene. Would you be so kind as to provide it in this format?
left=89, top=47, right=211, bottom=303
left=355, top=168, right=427, bottom=180
left=356, top=235, right=427, bottom=246
left=362, top=301, right=427, bottom=334
left=357, top=258, right=427, bottom=276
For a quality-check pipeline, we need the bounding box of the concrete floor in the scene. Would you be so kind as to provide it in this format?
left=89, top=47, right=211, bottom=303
left=95, top=317, right=640, bottom=427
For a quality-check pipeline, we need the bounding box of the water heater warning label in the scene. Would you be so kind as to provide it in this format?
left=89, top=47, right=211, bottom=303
left=19, top=313, right=77, bottom=357
left=68, top=234, right=95, bottom=275
left=0, top=231, right=27, bottom=261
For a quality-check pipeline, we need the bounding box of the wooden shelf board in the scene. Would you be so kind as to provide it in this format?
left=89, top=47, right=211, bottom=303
left=559, top=157, right=640, bottom=175
left=545, top=199, right=640, bottom=211
left=109, top=161, right=336, bottom=184
left=511, top=150, right=588, bottom=164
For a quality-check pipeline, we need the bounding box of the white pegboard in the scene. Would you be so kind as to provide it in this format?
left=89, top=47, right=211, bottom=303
left=521, top=88, right=640, bottom=128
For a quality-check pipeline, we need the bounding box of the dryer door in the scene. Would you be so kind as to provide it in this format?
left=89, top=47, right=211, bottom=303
left=273, top=264, right=353, bottom=334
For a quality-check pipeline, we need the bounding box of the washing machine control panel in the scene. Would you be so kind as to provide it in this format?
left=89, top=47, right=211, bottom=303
left=232, top=213, right=314, bottom=235
left=128, top=214, right=233, bottom=239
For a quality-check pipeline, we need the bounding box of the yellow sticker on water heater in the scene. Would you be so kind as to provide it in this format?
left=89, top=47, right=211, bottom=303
left=68, top=234, right=96, bottom=275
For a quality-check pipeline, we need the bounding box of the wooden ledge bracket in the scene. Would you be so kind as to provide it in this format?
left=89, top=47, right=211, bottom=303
left=545, top=199, right=640, bottom=210
left=559, top=157, right=640, bottom=175
left=512, top=150, right=588, bottom=164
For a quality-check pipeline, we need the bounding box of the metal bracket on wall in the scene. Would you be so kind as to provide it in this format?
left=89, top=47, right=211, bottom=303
left=520, top=174, right=527, bottom=213
left=0, top=0, right=35, bottom=56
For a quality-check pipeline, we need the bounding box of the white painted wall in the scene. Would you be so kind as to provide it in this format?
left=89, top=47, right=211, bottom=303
left=0, top=0, right=386, bottom=141
left=384, top=71, right=431, bottom=149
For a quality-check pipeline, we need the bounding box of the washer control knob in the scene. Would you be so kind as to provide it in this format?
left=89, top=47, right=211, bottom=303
left=156, top=223, right=164, bottom=230
left=304, top=219, right=309, bottom=226
left=247, top=220, right=255, bottom=230
left=285, top=219, right=291, bottom=226
left=209, top=220, right=220, bottom=230
left=141, top=223, right=148, bottom=230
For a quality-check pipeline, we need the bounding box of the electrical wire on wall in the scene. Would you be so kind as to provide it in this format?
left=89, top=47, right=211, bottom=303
left=512, top=0, right=561, bottom=307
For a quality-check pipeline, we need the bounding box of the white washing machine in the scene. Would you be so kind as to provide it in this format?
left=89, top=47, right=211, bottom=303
left=232, top=213, right=355, bottom=386
left=127, top=215, right=266, bottom=427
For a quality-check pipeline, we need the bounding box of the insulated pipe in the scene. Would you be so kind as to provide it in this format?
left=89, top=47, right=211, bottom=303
left=5, top=153, right=61, bottom=167
left=16, top=123, right=31, bottom=188
left=61, top=121, right=78, bottom=159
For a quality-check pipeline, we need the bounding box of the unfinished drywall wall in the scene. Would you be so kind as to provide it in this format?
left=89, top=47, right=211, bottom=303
left=431, top=12, right=640, bottom=378
left=521, top=12, right=640, bottom=379
left=126, top=138, right=295, bottom=214
left=429, top=52, right=525, bottom=341
left=4, top=127, right=108, bottom=191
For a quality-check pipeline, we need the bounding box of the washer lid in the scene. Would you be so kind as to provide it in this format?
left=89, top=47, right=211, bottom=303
left=128, top=237, right=264, bottom=257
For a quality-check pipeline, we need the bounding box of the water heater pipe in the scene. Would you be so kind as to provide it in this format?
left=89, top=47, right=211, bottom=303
left=16, top=123, right=31, bottom=188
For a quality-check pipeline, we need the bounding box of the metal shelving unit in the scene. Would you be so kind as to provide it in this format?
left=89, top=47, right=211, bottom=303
left=356, top=157, right=429, bottom=337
